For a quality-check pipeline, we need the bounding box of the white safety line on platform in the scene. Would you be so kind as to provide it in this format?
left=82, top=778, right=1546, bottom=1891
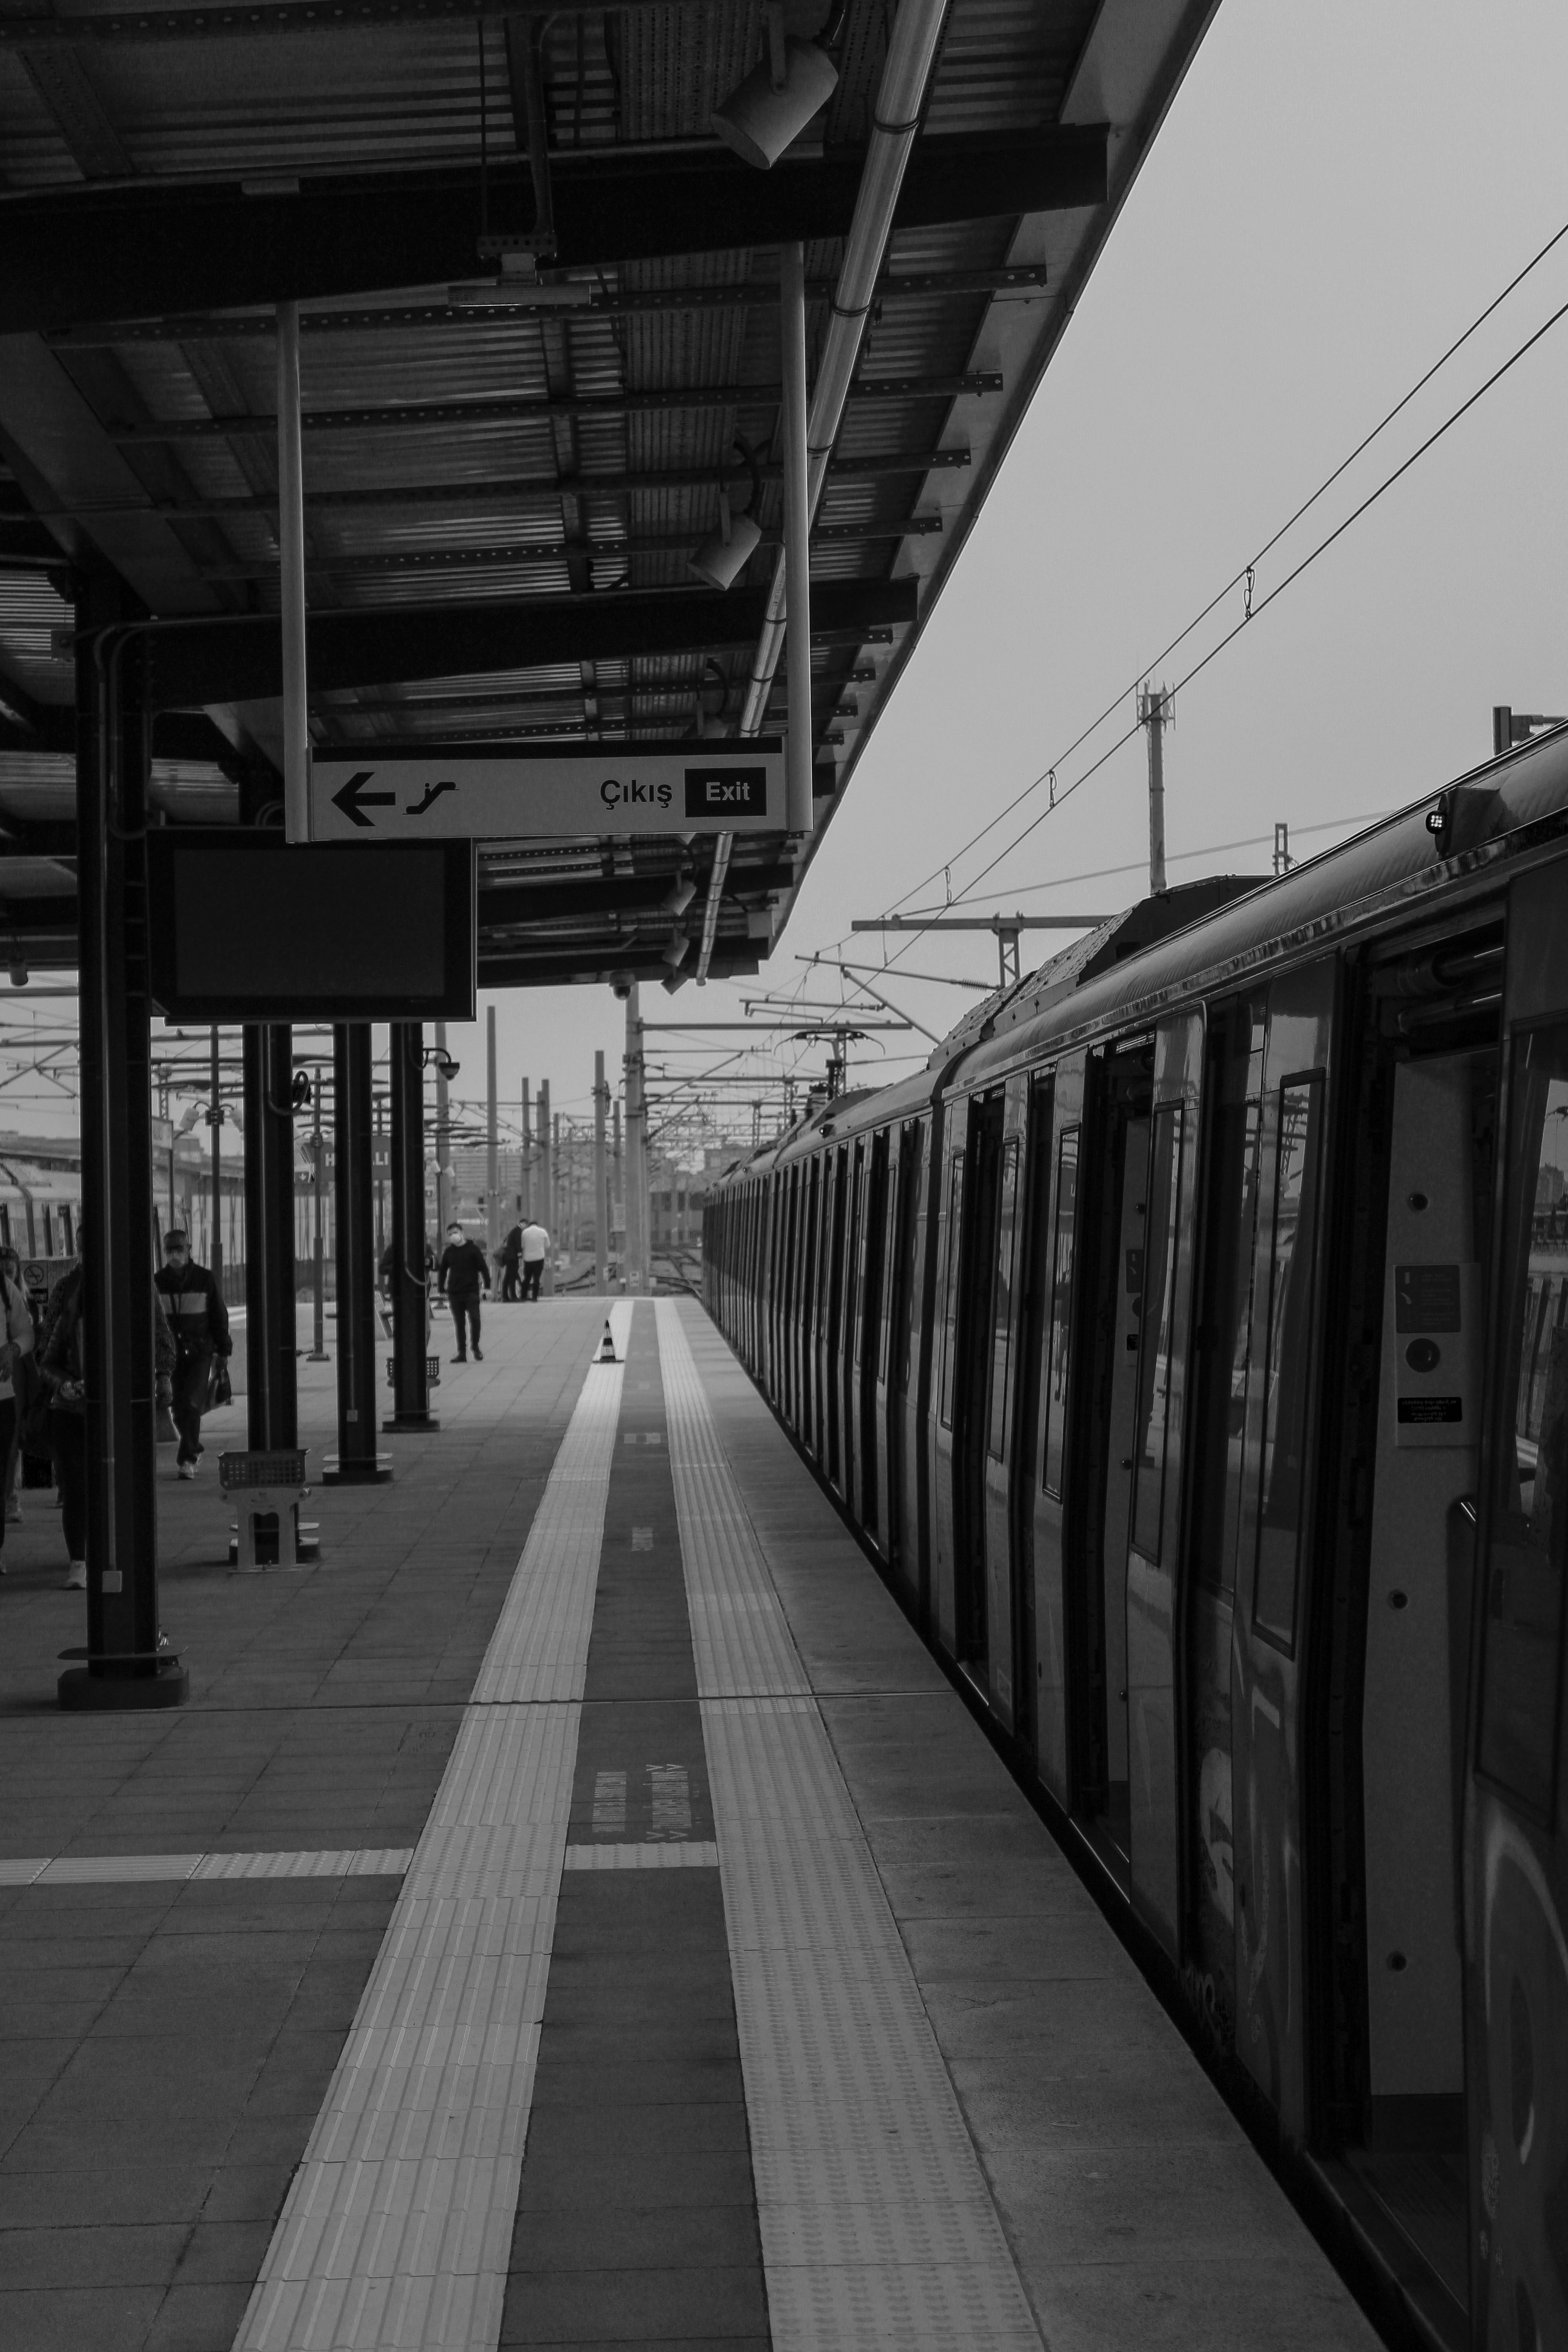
left=656, top=1301, right=1043, bottom=2352
left=234, top=1300, right=632, bottom=2352
left=0, top=1848, right=412, bottom=1887
left=562, top=1841, right=719, bottom=1870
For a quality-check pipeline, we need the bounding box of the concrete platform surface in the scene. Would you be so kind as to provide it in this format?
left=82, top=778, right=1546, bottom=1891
left=0, top=1295, right=1379, bottom=2352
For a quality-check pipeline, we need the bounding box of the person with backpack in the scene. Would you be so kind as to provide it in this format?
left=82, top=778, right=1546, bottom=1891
left=154, top=1228, right=231, bottom=1478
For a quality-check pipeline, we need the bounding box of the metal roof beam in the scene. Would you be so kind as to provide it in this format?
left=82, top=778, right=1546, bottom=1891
left=187, top=517, right=940, bottom=581
left=103, top=373, right=1000, bottom=445
left=43, top=267, right=1051, bottom=347
left=147, top=576, right=917, bottom=706
left=33, top=447, right=969, bottom=522
left=0, top=129, right=1107, bottom=334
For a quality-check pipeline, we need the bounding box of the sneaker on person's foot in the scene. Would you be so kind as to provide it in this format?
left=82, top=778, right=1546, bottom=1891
left=64, top=1561, right=86, bottom=1590
left=177, top=1460, right=197, bottom=1480
left=473, top=1347, right=483, bottom=1361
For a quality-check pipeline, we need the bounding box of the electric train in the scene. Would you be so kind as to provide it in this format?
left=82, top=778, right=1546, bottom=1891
left=703, top=728, right=1568, bottom=2352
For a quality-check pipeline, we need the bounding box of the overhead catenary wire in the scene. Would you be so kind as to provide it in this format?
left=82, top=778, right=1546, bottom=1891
left=850, top=213, right=1568, bottom=959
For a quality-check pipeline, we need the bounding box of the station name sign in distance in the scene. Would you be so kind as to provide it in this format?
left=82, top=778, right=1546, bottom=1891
left=309, top=739, right=784, bottom=842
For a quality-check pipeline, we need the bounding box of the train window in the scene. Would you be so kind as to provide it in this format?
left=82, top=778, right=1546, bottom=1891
left=1042, top=1127, right=1080, bottom=1498
left=1479, top=1022, right=1568, bottom=1820
left=1131, top=1104, right=1185, bottom=1562
left=1252, top=1073, right=1325, bottom=1651
left=938, top=1150, right=965, bottom=1430
left=987, top=1137, right=1021, bottom=1462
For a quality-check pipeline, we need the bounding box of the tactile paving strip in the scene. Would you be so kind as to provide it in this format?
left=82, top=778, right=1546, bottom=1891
left=0, top=1848, right=412, bottom=1886
left=656, top=1301, right=1043, bottom=2352
left=234, top=1309, right=631, bottom=2352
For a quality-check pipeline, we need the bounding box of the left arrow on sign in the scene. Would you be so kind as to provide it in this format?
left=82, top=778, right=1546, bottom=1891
left=332, top=770, right=397, bottom=829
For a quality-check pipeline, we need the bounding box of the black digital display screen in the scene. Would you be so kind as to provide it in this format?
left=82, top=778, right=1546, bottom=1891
left=147, top=833, right=475, bottom=1021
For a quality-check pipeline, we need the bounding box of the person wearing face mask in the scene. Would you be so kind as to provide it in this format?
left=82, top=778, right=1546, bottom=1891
left=154, top=1228, right=231, bottom=1478
left=0, top=1243, right=34, bottom=1568
left=436, top=1221, right=490, bottom=1362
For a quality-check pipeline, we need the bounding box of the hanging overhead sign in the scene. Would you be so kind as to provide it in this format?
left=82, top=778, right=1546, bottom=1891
left=307, top=739, right=784, bottom=842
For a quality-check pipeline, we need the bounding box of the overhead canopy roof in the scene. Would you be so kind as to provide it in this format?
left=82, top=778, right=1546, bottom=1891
left=0, top=0, right=1218, bottom=990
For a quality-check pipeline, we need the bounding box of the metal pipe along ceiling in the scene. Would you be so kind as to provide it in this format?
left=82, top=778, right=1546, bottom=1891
left=738, top=0, right=951, bottom=740
left=695, top=0, right=951, bottom=986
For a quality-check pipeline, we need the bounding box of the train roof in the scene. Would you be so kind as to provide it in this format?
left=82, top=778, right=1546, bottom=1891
left=713, top=723, right=1568, bottom=1180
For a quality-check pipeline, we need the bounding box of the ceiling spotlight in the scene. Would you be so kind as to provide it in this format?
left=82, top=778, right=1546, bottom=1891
left=662, top=969, right=690, bottom=995
left=713, top=7, right=838, bottom=170
left=663, top=932, right=692, bottom=970
left=661, top=874, right=697, bottom=918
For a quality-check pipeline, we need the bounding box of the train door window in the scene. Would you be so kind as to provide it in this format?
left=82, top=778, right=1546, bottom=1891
left=1041, top=1129, right=1080, bottom=1497
left=41, top=1205, right=53, bottom=1258
left=938, top=1150, right=965, bottom=1428
left=1480, top=1020, right=1568, bottom=1818
left=1252, top=1075, right=1326, bottom=1651
left=1131, top=1105, right=1187, bottom=1563
left=987, top=1138, right=1021, bottom=1463
left=0, top=1206, right=9, bottom=1249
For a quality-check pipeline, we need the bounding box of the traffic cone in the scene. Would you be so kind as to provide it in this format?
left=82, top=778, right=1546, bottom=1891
left=595, top=1319, right=618, bottom=1364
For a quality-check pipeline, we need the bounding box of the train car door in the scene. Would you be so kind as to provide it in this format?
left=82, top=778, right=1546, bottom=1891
left=1181, top=993, right=1268, bottom=2054
left=1231, top=960, right=1336, bottom=2141
left=979, top=1075, right=1030, bottom=1731
left=1066, top=1036, right=1155, bottom=1882
left=1029, top=1052, right=1086, bottom=1808
left=932, top=1093, right=1005, bottom=1675
left=1466, top=864, right=1568, bottom=2352
left=881, top=1117, right=924, bottom=1597
left=821, top=1147, right=848, bottom=1487
left=841, top=1142, right=866, bottom=1513
left=799, top=1158, right=820, bottom=1446
left=929, top=1117, right=969, bottom=1654
left=1125, top=1011, right=1204, bottom=1956
left=1310, top=911, right=1506, bottom=2344
left=857, top=1135, right=886, bottom=1539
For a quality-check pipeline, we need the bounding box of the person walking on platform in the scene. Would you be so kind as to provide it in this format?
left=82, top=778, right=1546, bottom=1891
left=0, top=1243, right=32, bottom=1526
left=498, top=1220, right=523, bottom=1302
left=518, top=1217, right=549, bottom=1302
left=0, top=1247, right=34, bottom=1571
left=154, top=1228, right=231, bottom=1479
left=438, top=1221, right=490, bottom=1362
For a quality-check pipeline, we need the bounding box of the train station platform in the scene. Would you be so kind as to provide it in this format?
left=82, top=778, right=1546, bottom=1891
left=0, top=1299, right=1379, bottom=2352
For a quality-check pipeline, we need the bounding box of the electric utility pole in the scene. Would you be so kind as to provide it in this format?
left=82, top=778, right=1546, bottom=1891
left=1137, top=682, right=1174, bottom=895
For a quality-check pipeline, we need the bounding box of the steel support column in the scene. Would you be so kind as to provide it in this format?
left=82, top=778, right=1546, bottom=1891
left=386, top=1021, right=437, bottom=1433
left=242, top=1023, right=298, bottom=1450
left=63, top=587, right=186, bottom=1710
left=325, top=1022, right=390, bottom=1483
